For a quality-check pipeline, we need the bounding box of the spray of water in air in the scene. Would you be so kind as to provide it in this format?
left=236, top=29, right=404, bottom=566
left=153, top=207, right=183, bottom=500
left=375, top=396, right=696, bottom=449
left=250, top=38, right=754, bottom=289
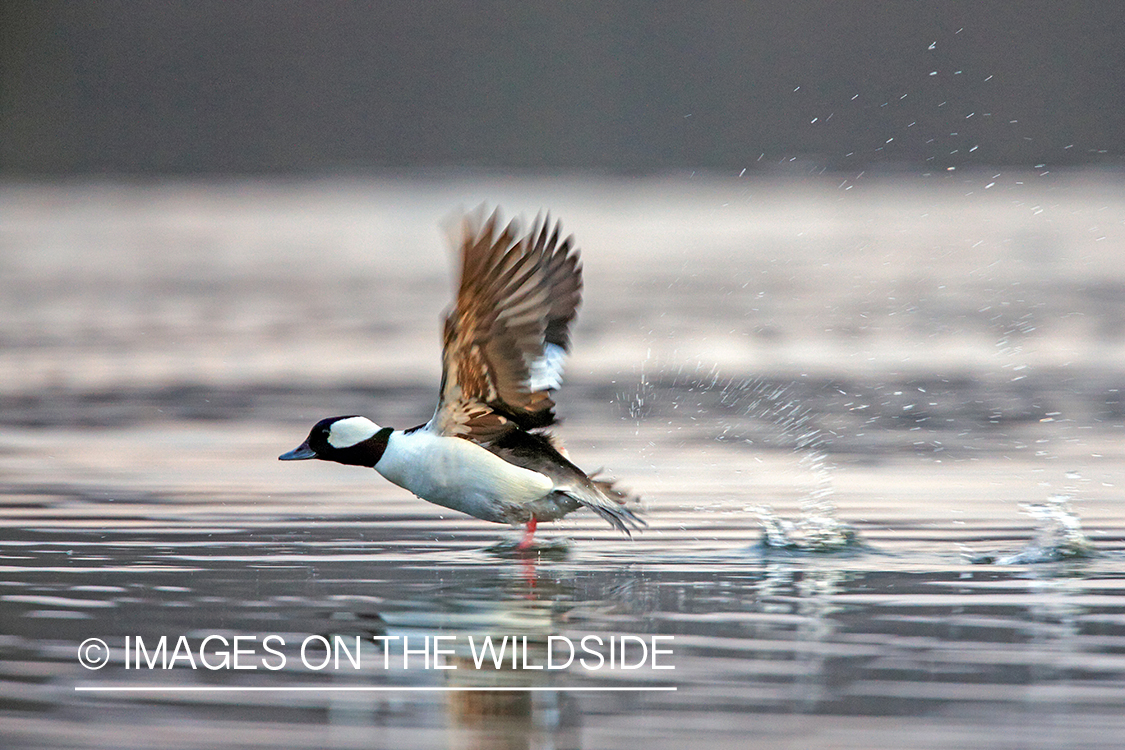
left=625, top=361, right=859, bottom=553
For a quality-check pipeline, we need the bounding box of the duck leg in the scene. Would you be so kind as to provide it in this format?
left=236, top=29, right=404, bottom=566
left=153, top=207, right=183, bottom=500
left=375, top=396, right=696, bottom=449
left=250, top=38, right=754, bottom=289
left=517, top=517, right=538, bottom=550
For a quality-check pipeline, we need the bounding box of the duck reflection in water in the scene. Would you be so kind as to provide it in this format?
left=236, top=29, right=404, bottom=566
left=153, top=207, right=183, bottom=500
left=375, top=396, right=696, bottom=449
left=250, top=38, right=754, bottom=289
left=327, top=563, right=658, bottom=748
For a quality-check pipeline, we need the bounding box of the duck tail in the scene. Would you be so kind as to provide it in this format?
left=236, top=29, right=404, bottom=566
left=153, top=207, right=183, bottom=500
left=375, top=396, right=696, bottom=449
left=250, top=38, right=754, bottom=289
left=582, top=472, right=646, bottom=537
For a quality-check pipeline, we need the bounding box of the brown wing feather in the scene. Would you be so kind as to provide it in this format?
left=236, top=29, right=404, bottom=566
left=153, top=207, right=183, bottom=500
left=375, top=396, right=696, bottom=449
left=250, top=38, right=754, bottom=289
left=431, top=209, right=582, bottom=442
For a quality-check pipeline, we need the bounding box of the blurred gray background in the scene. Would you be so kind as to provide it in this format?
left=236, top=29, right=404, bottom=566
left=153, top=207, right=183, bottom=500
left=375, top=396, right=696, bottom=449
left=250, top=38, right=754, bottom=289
left=3, top=0, right=1123, bottom=175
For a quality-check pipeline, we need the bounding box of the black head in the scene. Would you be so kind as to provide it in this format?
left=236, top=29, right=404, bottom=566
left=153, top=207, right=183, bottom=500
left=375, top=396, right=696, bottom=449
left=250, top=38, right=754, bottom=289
left=279, top=416, right=392, bottom=468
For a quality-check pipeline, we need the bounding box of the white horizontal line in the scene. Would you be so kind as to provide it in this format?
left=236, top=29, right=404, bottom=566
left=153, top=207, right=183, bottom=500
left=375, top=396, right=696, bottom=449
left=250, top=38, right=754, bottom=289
left=75, top=685, right=677, bottom=693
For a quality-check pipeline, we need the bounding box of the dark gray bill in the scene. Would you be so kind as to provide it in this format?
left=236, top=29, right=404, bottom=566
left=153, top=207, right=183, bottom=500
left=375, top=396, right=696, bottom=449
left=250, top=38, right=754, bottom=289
left=279, top=442, right=317, bottom=461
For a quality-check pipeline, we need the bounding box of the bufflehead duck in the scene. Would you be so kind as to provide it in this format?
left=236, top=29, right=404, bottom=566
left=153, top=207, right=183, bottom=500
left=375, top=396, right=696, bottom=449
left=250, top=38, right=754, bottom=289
left=280, top=210, right=643, bottom=546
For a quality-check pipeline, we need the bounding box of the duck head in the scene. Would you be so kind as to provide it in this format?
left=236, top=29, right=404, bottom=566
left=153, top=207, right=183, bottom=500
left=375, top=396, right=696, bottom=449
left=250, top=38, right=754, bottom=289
left=279, top=416, right=392, bottom=468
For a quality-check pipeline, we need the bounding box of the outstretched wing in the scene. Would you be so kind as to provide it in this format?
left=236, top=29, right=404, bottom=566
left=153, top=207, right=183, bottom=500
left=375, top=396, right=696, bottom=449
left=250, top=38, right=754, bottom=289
left=429, top=209, right=582, bottom=442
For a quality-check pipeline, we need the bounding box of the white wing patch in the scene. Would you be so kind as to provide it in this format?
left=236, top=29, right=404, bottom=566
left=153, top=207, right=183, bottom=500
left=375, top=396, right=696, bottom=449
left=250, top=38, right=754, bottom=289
left=327, top=417, right=381, bottom=448
left=528, top=343, right=568, bottom=393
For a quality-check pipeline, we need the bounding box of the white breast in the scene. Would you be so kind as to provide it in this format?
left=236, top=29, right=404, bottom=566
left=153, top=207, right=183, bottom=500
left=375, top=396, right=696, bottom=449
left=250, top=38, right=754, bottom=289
left=374, top=429, right=554, bottom=522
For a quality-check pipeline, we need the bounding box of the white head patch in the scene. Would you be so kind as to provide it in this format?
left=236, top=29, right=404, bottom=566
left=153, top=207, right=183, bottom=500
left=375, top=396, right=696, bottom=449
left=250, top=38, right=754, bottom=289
left=327, top=416, right=381, bottom=449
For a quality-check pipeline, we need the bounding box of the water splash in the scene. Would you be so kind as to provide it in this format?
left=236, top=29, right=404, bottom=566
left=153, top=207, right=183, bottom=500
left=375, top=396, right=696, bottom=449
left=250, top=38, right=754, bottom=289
left=968, top=492, right=1096, bottom=564
left=734, top=377, right=858, bottom=552
left=623, top=362, right=859, bottom=552
left=964, top=303, right=1096, bottom=564
left=1005, top=493, right=1096, bottom=563
left=486, top=536, right=572, bottom=561
left=751, top=503, right=859, bottom=553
